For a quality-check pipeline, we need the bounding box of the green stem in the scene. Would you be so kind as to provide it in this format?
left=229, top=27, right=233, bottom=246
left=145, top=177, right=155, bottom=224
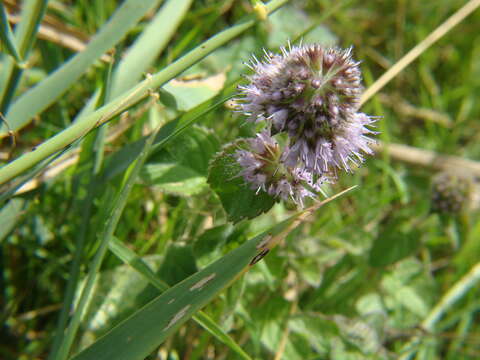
left=0, top=0, right=289, bottom=187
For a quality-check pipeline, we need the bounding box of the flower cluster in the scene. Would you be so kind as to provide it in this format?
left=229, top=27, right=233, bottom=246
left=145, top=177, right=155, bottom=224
left=431, top=172, right=472, bottom=215
left=234, top=44, right=376, bottom=206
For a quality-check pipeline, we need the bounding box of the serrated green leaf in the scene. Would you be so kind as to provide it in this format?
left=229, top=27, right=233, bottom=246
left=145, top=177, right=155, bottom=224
left=101, top=83, right=237, bottom=183
left=166, top=125, right=221, bottom=176
left=208, top=142, right=276, bottom=223
left=139, top=126, right=220, bottom=195
left=382, top=275, right=429, bottom=317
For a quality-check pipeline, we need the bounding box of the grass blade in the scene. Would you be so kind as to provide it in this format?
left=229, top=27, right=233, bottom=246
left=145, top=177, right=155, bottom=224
left=71, top=189, right=354, bottom=360
left=108, top=237, right=253, bottom=360
left=77, top=0, right=193, bottom=120
left=0, top=0, right=48, bottom=112
left=72, top=216, right=297, bottom=360
left=2, top=0, right=160, bottom=134
left=0, top=3, right=23, bottom=63
left=48, top=62, right=114, bottom=360
left=111, top=0, right=193, bottom=98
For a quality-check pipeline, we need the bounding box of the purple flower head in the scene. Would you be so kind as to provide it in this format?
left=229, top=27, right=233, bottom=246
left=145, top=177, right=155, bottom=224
left=235, top=132, right=328, bottom=207
left=237, top=44, right=376, bottom=175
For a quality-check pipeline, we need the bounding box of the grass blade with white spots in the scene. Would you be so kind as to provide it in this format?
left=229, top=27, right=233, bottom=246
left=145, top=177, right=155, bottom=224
left=108, top=237, right=253, bottom=360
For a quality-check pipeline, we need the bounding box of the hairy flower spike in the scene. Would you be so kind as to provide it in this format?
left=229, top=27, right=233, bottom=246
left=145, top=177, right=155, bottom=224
left=238, top=44, right=376, bottom=175
left=234, top=132, right=327, bottom=207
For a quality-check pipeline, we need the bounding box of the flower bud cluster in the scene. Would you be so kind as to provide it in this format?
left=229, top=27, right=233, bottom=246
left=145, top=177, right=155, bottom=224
left=431, top=172, right=472, bottom=215
left=234, top=44, right=376, bottom=206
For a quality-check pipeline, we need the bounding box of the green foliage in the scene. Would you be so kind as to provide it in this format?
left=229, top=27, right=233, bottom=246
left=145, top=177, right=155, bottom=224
left=2, top=1, right=480, bottom=360
left=208, top=141, right=276, bottom=223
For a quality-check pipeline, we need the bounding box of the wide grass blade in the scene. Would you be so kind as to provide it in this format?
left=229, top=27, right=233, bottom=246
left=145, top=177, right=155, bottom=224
left=2, top=0, right=160, bottom=134
left=108, top=237, right=252, bottom=360
left=71, top=188, right=355, bottom=360
left=111, top=0, right=193, bottom=98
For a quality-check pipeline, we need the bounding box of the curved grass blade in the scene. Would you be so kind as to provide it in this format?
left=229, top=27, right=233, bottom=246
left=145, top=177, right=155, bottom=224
left=71, top=188, right=355, bottom=360
left=108, top=237, right=252, bottom=360
left=72, top=217, right=296, bottom=360
left=48, top=63, right=115, bottom=360
left=2, top=0, right=160, bottom=134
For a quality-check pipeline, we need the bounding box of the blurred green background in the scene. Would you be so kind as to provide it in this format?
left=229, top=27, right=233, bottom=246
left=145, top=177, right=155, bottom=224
left=1, top=0, right=480, bottom=359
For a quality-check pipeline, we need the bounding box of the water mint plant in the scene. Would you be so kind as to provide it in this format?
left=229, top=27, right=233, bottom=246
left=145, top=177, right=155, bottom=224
left=237, top=44, right=376, bottom=175
left=5, top=1, right=479, bottom=359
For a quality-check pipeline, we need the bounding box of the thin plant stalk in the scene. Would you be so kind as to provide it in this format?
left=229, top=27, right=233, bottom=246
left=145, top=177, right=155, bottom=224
left=0, top=2, right=23, bottom=63
left=360, top=0, right=480, bottom=106
left=399, top=262, right=480, bottom=360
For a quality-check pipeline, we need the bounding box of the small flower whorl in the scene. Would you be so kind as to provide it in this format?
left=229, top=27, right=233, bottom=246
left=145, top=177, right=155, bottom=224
left=234, top=132, right=327, bottom=207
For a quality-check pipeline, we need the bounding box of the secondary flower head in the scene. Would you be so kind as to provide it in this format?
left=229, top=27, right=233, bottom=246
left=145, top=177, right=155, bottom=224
left=234, top=131, right=327, bottom=207
left=431, top=172, right=473, bottom=215
left=238, top=44, right=376, bottom=175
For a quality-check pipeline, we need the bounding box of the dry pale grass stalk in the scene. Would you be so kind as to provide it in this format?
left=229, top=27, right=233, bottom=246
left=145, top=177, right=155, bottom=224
left=374, top=142, right=480, bottom=178
left=7, top=14, right=112, bottom=62
left=360, top=0, right=480, bottom=106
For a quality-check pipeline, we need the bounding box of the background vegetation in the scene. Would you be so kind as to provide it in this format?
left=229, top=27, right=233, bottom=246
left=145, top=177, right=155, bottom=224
left=1, top=0, right=480, bottom=359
